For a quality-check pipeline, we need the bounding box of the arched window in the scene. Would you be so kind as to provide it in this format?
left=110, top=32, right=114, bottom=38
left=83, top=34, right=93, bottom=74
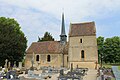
left=81, top=50, right=84, bottom=58
left=36, top=55, right=39, bottom=61
left=47, top=55, right=51, bottom=62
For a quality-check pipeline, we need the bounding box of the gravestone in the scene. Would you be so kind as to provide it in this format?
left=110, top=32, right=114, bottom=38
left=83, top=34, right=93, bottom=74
left=60, top=69, right=64, bottom=76
left=28, top=70, right=34, bottom=77
left=6, top=70, right=19, bottom=79
left=8, top=62, right=11, bottom=68
left=6, top=71, right=10, bottom=79
left=71, top=63, right=73, bottom=72
left=13, top=61, right=17, bottom=68
left=76, top=65, right=78, bottom=69
left=19, top=62, right=22, bottom=69
left=4, top=59, right=8, bottom=68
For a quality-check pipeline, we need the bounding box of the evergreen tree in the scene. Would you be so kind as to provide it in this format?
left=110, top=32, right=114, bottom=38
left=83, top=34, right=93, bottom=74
left=38, top=32, right=54, bottom=42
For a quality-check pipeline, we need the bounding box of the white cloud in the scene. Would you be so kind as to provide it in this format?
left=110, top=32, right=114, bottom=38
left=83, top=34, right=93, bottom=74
left=0, top=0, right=120, bottom=46
left=2, top=0, right=120, bottom=18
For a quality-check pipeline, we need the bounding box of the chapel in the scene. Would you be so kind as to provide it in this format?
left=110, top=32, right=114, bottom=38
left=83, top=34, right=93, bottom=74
left=25, top=13, right=98, bottom=69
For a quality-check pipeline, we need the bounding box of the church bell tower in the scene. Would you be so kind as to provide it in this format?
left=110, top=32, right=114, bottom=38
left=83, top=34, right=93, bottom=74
left=60, top=13, right=67, bottom=44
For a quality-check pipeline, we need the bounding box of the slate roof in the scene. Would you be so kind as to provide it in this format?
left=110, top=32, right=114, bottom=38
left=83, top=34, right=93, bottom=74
left=69, top=22, right=96, bottom=37
left=26, top=41, right=68, bottom=54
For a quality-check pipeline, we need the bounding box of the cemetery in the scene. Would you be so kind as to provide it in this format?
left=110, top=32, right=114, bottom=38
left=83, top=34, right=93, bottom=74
left=0, top=3, right=120, bottom=80
left=0, top=59, right=89, bottom=80
left=0, top=57, right=119, bottom=80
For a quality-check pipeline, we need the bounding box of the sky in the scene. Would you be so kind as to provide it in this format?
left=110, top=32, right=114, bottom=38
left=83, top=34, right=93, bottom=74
left=0, top=0, right=120, bottom=47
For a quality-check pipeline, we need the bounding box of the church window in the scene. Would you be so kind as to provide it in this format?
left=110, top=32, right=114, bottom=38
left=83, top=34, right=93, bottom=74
left=47, top=55, right=51, bottom=62
left=67, top=56, right=68, bottom=62
left=81, top=50, right=84, bottom=58
left=36, top=55, right=39, bottom=61
left=80, top=39, right=82, bottom=43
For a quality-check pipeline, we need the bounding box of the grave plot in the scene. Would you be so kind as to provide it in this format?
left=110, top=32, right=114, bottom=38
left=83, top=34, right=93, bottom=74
left=58, top=68, right=88, bottom=80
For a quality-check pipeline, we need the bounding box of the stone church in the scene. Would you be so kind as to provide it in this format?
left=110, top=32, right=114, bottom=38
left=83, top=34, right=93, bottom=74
left=25, top=13, right=98, bottom=69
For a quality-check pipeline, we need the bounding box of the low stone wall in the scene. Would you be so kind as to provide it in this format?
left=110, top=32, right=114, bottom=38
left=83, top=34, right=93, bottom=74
left=69, top=61, right=98, bottom=69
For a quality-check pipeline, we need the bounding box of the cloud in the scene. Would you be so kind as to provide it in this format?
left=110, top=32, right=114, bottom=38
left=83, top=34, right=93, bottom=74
left=1, top=0, right=120, bottom=18
left=0, top=0, right=120, bottom=46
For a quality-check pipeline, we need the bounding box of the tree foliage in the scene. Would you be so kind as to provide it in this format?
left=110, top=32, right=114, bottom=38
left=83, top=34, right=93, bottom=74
left=97, top=36, right=104, bottom=63
left=38, top=32, right=54, bottom=42
left=103, top=36, right=120, bottom=63
left=97, top=36, right=120, bottom=64
left=0, top=17, right=27, bottom=67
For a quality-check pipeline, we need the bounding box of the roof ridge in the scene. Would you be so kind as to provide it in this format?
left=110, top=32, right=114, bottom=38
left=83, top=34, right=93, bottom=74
left=71, top=21, right=94, bottom=25
left=32, top=41, right=59, bottom=44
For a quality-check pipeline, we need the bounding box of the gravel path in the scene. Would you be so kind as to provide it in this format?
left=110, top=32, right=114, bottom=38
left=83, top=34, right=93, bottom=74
left=83, top=69, right=98, bottom=80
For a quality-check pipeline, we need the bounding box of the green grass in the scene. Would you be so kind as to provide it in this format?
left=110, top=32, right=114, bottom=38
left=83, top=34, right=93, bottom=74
left=102, top=64, right=120, bottom=68
left=118, top=66, right=120, bottom=70
left=102, top=64, right=112, bottom=68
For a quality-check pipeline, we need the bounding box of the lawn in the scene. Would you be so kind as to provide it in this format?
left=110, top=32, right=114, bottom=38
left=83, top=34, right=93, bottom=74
left=102, top=64, right=112, bottom=68
left=102, top=64, right=120, bottom=68
left=118, top=66, right=120, bottom=70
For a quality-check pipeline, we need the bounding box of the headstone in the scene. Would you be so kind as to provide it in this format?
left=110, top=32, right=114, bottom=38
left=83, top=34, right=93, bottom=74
left=8, top=62, right=11, bottom=68
left=4, top=59, right=8, bottom=68
left=77, top=65, right=78, bottom=69
left=10, top=71, right=16, bottom=77
left=28, top=70, right=34, bottom=77
left=60, top=69, right=64, bottom=76
left=71, top=63, right=73, bottom=72
left=6, top=70, right=19, bottom=79
left=19, top=62, right=22, bottom=69
left=25, top=69, right=28, bottom=74
left=13, top=61, right=17, bottom=68
left=6, top=71, right=10, bottom=79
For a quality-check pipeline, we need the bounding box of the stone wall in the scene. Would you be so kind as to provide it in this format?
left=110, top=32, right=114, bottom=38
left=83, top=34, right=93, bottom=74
left=68, top=36, right=98, bottom=69
left=25, top=54, right=33, bottom=69
left=69, top=61, right=98, bottom=69
left=25, top=53, right=68, bottom=69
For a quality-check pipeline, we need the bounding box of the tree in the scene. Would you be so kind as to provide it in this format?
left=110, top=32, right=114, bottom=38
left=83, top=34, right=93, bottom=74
left=0, top=17, right=27, bottom=67
left=38, top=32, right=54, bottom=42
left=103, top=36, right=120, bottom=63
left=97, top=36, right=104, bottom=64
left=97, top=36, right=120, bottom=64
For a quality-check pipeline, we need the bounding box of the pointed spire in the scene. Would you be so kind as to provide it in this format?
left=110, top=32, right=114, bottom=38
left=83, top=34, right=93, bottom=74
left=60, top=12, right=67, bottom=44
left=61, top=13, right=66, bottom=35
